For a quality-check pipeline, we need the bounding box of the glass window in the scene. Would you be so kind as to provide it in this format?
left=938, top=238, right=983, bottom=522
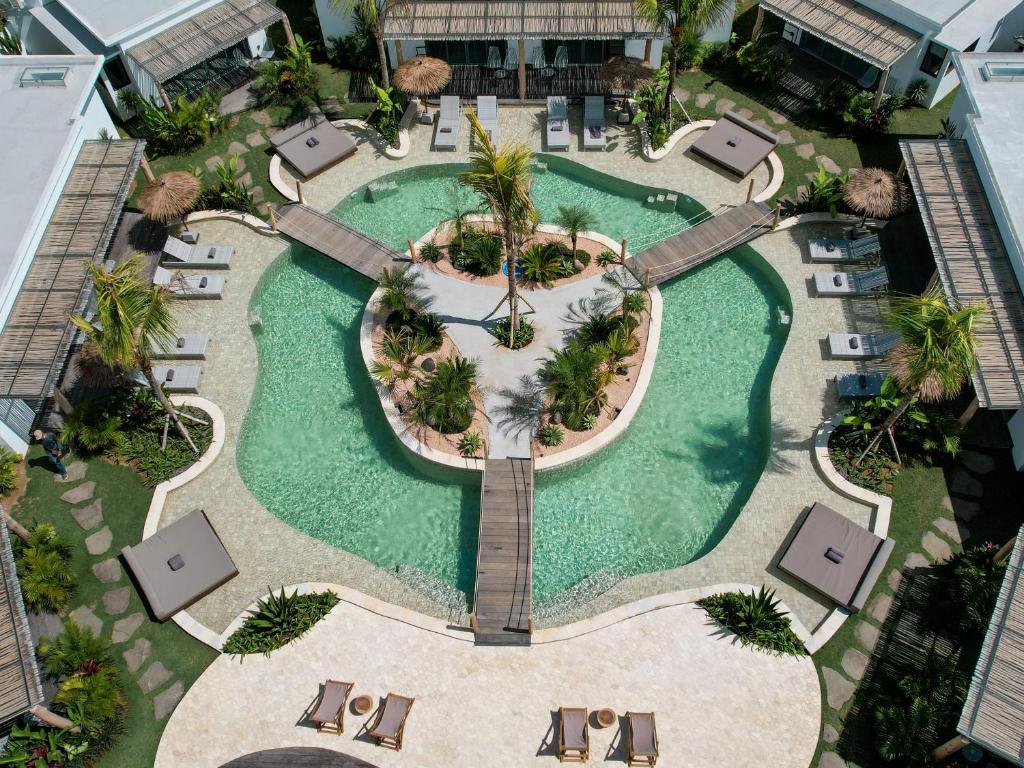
left=920, top=41, right=947, bottom=78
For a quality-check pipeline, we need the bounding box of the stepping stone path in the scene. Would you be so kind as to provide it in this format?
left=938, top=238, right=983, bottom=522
left=695, top=93, right=714, bottom=108
left=138, top=661, right=172, bottom=694
left=795, top=185, right=808, bottom=200
left=904, top=552, right=929, bottom=569
left=795, top=142, right=816, bottom=159
left=950, top=468, right=983, bottom=496
left=204, top=155, right=224, bottom=173
left=822, top=667, right=856, bottom=709
left=112, top=612, right=145, bottom=644
left=961, top=451, right=995, bottom=474
left=54, top=461, right=87, bottom=483
left=123, top=638, right=152, bottom=674
left=841, top=648, right=869, bottom=681
left=735, top=107, right=754, bottom=120
left=251, top=186, right=265, bottom=203
left=250, top=109, right=273, bottom=126
left=887, top=568, right=901, bottom=592
left=674, top=88, right=690, bottom=103
left=822, top=724, right=839, bottom=744
left=60, top=481, right=95, bottom=505
left=767, top=109, right=788, bottom=125
left=154, top=681, right=184, bottom=720
left=245, top=131, right=267, bottom=148
left=815, top=155, right=842, bottom=174
left=68, top=606, right=103, bottom=637
left=933, top=516, right=968, bottom=544
left=71, top=499, right=103, bottom=531
left=92, top=557, right=122, bottom=584
left=238, top=172, right=253, bottom=188
left=955, top=499, right=982, bottom=521
left=714, top=98, right=735, bottom=114
left=776, top=129, right=794, bottom=145
left=854, top=621, right=880, bottom=653
left=820, top=752, right=847, bottom=768
left=102, top=586, right=132, bottom=616
left=84, top=526, right=112, bottom=555
left=922, top=531, right=952, bottom=562
left=868, top=592, right=892, bottom=624
left=227, top=141, right=250, bottom=158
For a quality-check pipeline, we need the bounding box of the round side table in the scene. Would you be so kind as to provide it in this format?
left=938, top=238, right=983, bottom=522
left=596, top=707, right=616, bottom=728
left=352, top=694, right=374, bottom=715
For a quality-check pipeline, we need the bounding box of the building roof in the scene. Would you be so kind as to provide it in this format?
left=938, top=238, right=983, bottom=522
left=0, top=518, right=44, bottom=725
left=958, top=529, right=1024, bottom=764
left=125, top=0, right=283, bottom=84
left=382, top=0, right=660, bottom=41
left=900, top=138, right=1024, bottom=410
left=0, top=140, right=144, bottom=400
left=759, top=0, right=919, bottom=70
left=53, top=0, right=211, bottom=48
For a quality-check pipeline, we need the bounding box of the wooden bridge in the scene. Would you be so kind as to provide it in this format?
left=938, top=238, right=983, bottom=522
left=626, top=201, right=775, bottom=285
left=471, top=458, right=534, bottom=645
left=274, top=203, right=402, bottom=280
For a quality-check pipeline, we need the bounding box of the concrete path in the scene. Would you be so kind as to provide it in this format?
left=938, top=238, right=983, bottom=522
left=157, top=599, right=820, bottom=768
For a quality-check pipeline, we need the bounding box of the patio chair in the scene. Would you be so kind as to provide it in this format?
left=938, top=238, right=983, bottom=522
left=435, top=95, right=460, bottom=151
left=477, top=95, right=498, bottom=144
left=583, top=95, right=606, bottom=150
left=368, top=692, right=414, bottom=751
left=828, top=332, right=900, bottom=359
left=309, top=679, right=353, bottom=735
left=149, top=332, right=210, bottom=360
left=161, top=235, right=233, bottom=268
left=809, top=235, right=881, bottom=263
left=835, top=372, right=887, bottom=398
left=626, top=711, right=659, bottom=766
left=152, top=267, right=225, bottom=299
left=137, top=364, right=202, bottom=393
left=486, top=45, right=502, bottom=71
left=554, top=45, right=569, bottom=70
left=814, top=266, right=889, bottom=296
left=558, top=707, right=589, bottom=763
left=503, top=45, right=519, bottom=76
left=547, top=96, right=570, bottom=151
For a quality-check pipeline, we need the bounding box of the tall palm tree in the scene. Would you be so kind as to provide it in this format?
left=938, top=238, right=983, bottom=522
left=459, top=114, right=538, bottom=343
left=856, top=287, right=988, bottom=464
left=636, top=0, right=734, bottom=124
left=330, top=0, right=409, bottom=88
left=70, top=255, right=198, bottom=453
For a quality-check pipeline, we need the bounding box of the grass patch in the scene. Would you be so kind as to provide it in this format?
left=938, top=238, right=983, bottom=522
left=11, top=448, right=217, bottom=768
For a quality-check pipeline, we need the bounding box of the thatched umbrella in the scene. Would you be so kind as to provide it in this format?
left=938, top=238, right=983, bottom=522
left=138, top=171, right=201, bottom=223
left=601, top=56, right=654, bottom=94
left=843, top=167, right=910, bottom=225
left=393, top=56, right=452, bottom=96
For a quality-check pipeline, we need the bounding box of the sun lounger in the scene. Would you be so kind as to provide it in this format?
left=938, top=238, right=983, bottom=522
left=828, top=332, right=900, bottom=359
left=476, top=95, right=498, bottom=144
left=815, top=267, right=889, bottom=296
left=435, top=96, right=460, bottom=150
left=558, top=707, right=589, bottom=763
left=145, top=364, right=202, bottom=393
left=836, top=372, right=887, bottom=398
left=547, top=96, right=570, bottom=150
left=626, top=711, right=659, bottom=766
left=778, top=502, right=895, bottom=611
left=162, top=236, right=233, bottom=268
left=309, top=679, right=353, bottom=735
left=153, top=267, right=225, bottom=299
left=274, top=120, right=357, bottom=178
left=809, top=235, right=880, bottom=263
left=149, top=333, right=210, bottom=360
left=583, top=95, right=606, bottom=150
left=690, top=111, right=779, bottom=177
left=368, top=692, right=414, bottom=751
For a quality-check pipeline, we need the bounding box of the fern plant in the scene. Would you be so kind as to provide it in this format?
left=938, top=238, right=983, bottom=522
left=59, top=402, right=124, bottom=453
left=55, top=665, right=125, bottom=733
left=38, top=619, right=112, bottom=679
left=0, top=447, right=20, bottom=495
left=16, top=524, right=77, bottom=613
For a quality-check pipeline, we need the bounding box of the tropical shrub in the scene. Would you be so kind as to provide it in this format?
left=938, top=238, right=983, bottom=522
left=458, top=233, right=503, bottom=277
left=252, top=35, right=319, bottom=109
left=0, top=24, right=23, bottom=56
left=38, top=619, right=110, bottom=679
left=519, top=243, right=571, bottom=285
left=15, top=523, right=77, bottom=613
left=130, top=90, right=226, bottom=155
left=581, top=412, right=599, bottom=430
left=377, top=266, right=427, bottom=323
left=370, top=328, right=433, bottom=387
left=196, top=156, right=257, bottom=214
left=0, top=447, right=20, bottom=496
left=114, top=403, right=213, bottom=487
left=735, top=34, right=791, bottom=85
left=697, top=587, right=805, bottom=656
left=491, top=317, right=535, bottom=349
left=632, top=65, right=672, bottom=150
left=702, top=39, right=735, bottom=70
left=928, top=545, right=1006, bottom=644
left=541, top=339, right=612, bottom=431
left=458, top=432, right=483, bottom=456
left=781, top=164, right=848, bottom=217
left=419, top=241, right=443, bottom=263
left=325, top=3, right=376, bottom=73
left=367, top=76, right=405, bottom=148
left=59, top=402, right=124, bottom=453
left=597, top=249, right=619, bottom=267
left=537, top=423, right=564, bottom=447
left=603, top=327, right=640, bottom=374
left=411, top=356, right=478, bottom=433
left=223, top=588, right=339, bottom=656
left=905, top=78, right=929, bottom=106
left=814, top=78, right=905, bottom=135
left=621, top=290, right=647, bottom=316
left=577, top=311, right=634, bottom=349
left=1, top=723, right=90, bottom=766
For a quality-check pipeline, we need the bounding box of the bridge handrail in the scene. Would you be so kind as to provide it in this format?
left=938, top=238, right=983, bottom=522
left=638, top=208, right=776, bottom=277
left=278, top=203, right=403, bottom=259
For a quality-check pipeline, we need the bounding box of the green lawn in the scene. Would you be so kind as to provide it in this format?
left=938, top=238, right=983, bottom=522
left=12, top=448, right=217, bottom=768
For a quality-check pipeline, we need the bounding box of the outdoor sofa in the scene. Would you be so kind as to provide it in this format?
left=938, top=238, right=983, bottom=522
left=809, top=235, right=881, bottom=263
left=815, top=267, right=889, bottom=296
left=547, top=96, right=570, bottom=150
left=690, top=111, right=779, bottom=177
left=162, top=235, right=233, bottom=268
left=435, top=96, right=461, bottom=150
left=583, top=96, right=606, bottom=150
left=558, top=706, right=589, bottom=762
left=828, top=332, right=900, bottom=359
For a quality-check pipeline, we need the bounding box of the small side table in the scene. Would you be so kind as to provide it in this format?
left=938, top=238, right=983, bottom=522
left=352, top=694, right=374, bottom=715
left=596, top=708, right=616, bottom=728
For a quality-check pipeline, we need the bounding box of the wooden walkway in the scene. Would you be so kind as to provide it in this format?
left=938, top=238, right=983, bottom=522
left=626, top=201, right=775, bottom=285
left=472, top=458, right=534, bottom=645
left=274, top=204, right=401, bottom=281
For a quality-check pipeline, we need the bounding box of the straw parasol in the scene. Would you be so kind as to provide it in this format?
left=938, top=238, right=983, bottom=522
left=843, top=167, right=910, bottom=224
left=138, top=171, right=201, bottom=223
left=393, top=56, right=452, bottom=96
left=601, top=56, right=654, bottom=93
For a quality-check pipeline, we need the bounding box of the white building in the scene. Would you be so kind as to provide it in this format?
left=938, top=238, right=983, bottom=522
left=6, top=0, right=293, bottom=115
left=0, top=54, right=142, bottom=453
left=900, top=52, right=1024, bottom=468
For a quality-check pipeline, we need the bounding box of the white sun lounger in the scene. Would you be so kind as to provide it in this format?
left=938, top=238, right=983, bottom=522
left=836, top=372, right=887, bottom=398
left=815, top=267, right=889, bottom=296
left=153, top=267, right=225, bottom=299
left=133, top=364, right=202, bottom=393
left=149, top=333, right=210, bottom=360
left=476, top=95, right=498, bottom=144
left=435, top=96, right=460, bottom=150
left=162, top=236, right=233, bottom=268
left=547, top=96, right=570, bottom=150
left=809, top=235, right=880, bottom=263
left=828, top=332, right=900, bottom=359
left=583, top=95, right=606, bottom=150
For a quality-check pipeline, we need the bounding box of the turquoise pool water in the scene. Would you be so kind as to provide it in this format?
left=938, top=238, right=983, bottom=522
left=237, top=159, right=790, bottom=603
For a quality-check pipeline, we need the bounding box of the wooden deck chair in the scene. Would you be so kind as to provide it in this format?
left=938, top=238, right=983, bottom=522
left=626, top=711, right=658, bottom=766
left=558, top=706, right=589, bottom=762
left=309, top=679, right=352, bottom=735
left=368, top=692, right=414, bottom=750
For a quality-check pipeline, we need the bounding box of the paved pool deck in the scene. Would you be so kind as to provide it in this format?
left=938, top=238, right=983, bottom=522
left=161, top=103, right=887, bottom=637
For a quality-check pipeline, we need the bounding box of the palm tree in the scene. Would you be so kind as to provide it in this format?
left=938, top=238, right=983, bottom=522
left=70, top=255, right=198, bottom=453
left=330, top=0, right=409, bottom=88
left=856, top=287, right=988, bottom=465
left=541, top=339, right=613, bottom=431
left=554, top=204, right=595, bottom=271
left=412, top=356, right=478, bottom=433
left=459, top=114, right=538, bottom=342
left=636, top=0, right=734, bottom=124
left=377, top=265, right=427, bottom=322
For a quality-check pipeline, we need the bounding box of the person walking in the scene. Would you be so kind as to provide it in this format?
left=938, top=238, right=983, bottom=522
left=33, top=429, right=69, bottom=480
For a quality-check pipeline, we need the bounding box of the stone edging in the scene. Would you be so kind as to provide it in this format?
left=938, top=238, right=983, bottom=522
left=639, top=118, right=714, bottom=161
left=185, top=209, right=277, bottom=236
left=267, top=155, right=299, bottom=203
left=754, top=152, right=785, bottom=203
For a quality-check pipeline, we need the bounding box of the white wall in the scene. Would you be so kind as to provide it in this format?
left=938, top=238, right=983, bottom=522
left=0, top=421, right=28, bottom=456
left=703, top=0, right=737, bottom=42
left=988, top=0, right=1024, bottom=49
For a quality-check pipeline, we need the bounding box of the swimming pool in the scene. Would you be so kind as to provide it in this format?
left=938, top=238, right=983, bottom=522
left=236, top=158, right=790, bottom=605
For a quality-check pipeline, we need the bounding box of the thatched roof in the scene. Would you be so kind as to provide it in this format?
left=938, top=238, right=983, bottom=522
left=393, top=56, right=452, bottom=95
left=843, top=167, right=909, bottom=219
left=138, top=172, right=201, bottom=223
left=601, top=56, right=654, bottom=92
